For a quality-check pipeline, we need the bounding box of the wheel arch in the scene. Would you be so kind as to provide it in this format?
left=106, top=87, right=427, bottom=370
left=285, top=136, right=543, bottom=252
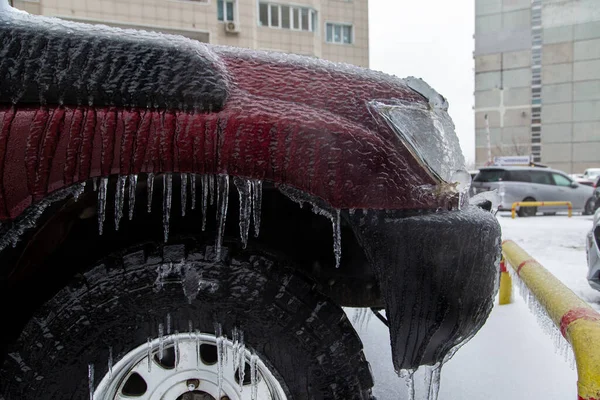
left=0, top=174, right=381, bottom=358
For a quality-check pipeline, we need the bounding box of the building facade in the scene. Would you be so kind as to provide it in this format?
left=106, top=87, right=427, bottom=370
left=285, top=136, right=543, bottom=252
left=474, top=0, right=600, bottom=173
left=13, top=0, right=369, bottom=68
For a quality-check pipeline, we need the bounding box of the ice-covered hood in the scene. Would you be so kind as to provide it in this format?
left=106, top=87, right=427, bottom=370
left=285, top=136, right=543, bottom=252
left=0, top=4, right=469, bottom=220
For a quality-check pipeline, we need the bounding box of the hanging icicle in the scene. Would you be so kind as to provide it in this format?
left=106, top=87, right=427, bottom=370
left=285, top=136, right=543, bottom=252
left=251, top=180, right=263, bottom=238
left=128, top=174, right=138, bottom=220
left=190, top=174, right=197, bottom=210
left=147, top=173, right=155, bottom=213
left=215, top=175, right=229, bottom=260
left=201, top=174, right=209, bottom=231
left=234, top=177, right=252, bottom=248
left=97, top=177, right=108, bottom=235
left=163, top=174, right=172, bottom=242
left=114, top=175, right=127, bottom=231
left=180, top=173, right=188, bottom=217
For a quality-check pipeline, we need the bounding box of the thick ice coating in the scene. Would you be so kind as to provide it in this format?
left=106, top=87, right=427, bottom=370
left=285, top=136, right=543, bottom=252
left=0, top=6, right=229, bottom=110
left=0, top=3, right=474, bottom=221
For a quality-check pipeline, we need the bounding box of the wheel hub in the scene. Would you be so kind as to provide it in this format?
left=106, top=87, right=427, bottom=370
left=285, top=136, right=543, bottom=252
left=94, top=332, right=287, bottom=400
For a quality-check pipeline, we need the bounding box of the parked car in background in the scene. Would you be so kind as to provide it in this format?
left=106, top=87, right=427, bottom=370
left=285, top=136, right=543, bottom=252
left=583, top=168, right=600, bottom=182
left=471, top=166, right=595, bottom=216
left=592, top=176, right=600, bottom=213
left=586, top=208, right=600, bottom=291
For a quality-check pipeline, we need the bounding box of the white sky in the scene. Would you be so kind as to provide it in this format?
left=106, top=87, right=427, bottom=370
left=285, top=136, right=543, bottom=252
left=369, top=0, right=476, bottom=165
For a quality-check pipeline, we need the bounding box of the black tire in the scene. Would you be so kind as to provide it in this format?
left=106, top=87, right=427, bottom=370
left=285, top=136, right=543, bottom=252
left=518, top=198, right=537, bottom=217
left=584, top=198, right=594, bottom=215
left=0, top=238, right=373, bottom=400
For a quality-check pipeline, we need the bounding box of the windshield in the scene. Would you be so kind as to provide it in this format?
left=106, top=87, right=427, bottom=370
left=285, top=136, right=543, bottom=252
left=474, top=169, right=506, bottom=182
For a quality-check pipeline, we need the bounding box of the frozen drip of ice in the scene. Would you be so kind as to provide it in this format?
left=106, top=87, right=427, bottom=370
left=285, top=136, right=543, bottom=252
left=97, top=178, right=108, bottom=235
left=88, top=363, right=94, bottom=400
left=128, top=174, right=138, bottom=220
left=215, top=175, right=229, bottom=260
left=398, top=363, right=442, bottom=400
left=180, top=173, right=188, bottom=217
left=114, top=175, right=126, bottom=230
left=162, top=174, right=172, bottom=242
left=251, top=180, right=262, bottom=237
left=279, top=185, right=342, bottom=268
left=147, top=173, right=155, bottom=213
left=250, top=352, right=258, bottom=400
left=190, top=174, right=196, bottom=210
left=201, top=175, right=209, bottom=231
left=234, top=176, right=251, bottom=249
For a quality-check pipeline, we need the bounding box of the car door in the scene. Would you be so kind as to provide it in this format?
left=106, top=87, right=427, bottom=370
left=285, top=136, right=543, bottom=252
left=551, top=172, right=586, bottom=210
left=528, top=170, right=555, bottom=204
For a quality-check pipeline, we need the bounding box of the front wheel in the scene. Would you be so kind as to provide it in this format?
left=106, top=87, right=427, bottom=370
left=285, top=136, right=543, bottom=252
left=518, top=198, right=537, bottom=217
left=584, top=198, right=594, bottom=215
left=1, top=238, right=373, bottom=400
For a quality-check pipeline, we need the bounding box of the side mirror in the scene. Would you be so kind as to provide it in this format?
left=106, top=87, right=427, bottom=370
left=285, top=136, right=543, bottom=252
left=570, top=182, right=579, bottom=188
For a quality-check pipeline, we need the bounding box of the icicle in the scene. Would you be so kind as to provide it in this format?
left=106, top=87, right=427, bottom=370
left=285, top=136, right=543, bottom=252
left=201, top=175, right=209, bottom=231
left=232, top=328, right=239, bottom=374
left=234, top=177, right=251, bottom=248
left=399, top=369, right=415, bottom=400
left=158, top=323, right=165, bottom=361
left=209, top=174, right=215, bottom=206
left=181, top=173, right=188, bottom=217
left=147, top=338, right=152, bottom=373
left=147, top=173, right=155, bottom=213
left=196, top=330, right=201, bottom=370
left=92, top=177, right=99, bottom=192
left=128, top=174, right=138, bottom=220
left=333, top=209, right=341, bottom=268
left=97, top=178, right=108, bottom=235
left=238, top=331, right=246, bottom=393
left=191, top=174, right=197, bottom=210
left=188, top=320, right=193, bottom=333
left=163, top=174, right=172, bottom=242
left=107, top=347, right=113, bottom=378
left=88, top=363, right=94, bottom=400
left=114, top=176, right=127, bottom=230
left=215, top=175, right=229, bottom=260
left=251, top=180, right=262, bottom=238
left=215, top=323, right=224, bottom=397
left=73, top=182, right=86, bottom=202
left=174, top=332, right=179, bottom=371
left=166, top=313, right=172, bottom=335
left=250, top=352, right=258, bottom=400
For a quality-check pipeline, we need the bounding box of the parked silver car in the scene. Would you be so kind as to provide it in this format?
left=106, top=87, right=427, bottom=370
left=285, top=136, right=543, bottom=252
left=471, top=166, right=595, bottom=216
left=587, top=209, right=600, bottom=291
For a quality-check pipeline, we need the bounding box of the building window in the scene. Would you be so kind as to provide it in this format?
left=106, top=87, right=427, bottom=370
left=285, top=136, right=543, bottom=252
left=218, top=0, right=235, bottom=22
left=326, top=23, right=353, bottom=44
left=258, top=2, right=316, bottom=32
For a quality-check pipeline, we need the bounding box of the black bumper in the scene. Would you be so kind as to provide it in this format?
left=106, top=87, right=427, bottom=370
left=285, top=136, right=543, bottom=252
left=350, top=205, right=501, bottom=371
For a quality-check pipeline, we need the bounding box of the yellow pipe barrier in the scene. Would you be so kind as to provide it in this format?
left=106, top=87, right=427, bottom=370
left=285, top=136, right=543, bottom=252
left=498, top=257, right=512, bottom=305
left=502, top=240, right=600, bottom=400
left=511, top=201, right=572, bottom=219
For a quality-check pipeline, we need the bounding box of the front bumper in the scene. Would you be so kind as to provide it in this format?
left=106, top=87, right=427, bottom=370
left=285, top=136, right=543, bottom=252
left=349, top=205, right=501, bottom=370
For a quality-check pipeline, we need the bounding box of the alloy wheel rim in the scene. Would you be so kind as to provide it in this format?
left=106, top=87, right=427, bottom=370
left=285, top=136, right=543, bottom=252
left=94, top=332, right=288, bottom=400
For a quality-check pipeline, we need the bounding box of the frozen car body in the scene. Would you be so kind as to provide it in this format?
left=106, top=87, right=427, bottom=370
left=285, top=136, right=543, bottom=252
left=587, top=209, right=600, bottom=291
left=0, top=5, right=500, bottom=385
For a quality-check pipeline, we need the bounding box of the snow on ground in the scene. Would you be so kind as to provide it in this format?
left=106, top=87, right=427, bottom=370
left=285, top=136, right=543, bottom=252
left=347, top=211, right=596, bottom=399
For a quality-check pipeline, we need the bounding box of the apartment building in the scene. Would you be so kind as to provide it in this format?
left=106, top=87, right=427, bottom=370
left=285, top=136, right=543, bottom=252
left=474, top=0, right=600, bottom=173
left=13, top=0, right=369, bottom=67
